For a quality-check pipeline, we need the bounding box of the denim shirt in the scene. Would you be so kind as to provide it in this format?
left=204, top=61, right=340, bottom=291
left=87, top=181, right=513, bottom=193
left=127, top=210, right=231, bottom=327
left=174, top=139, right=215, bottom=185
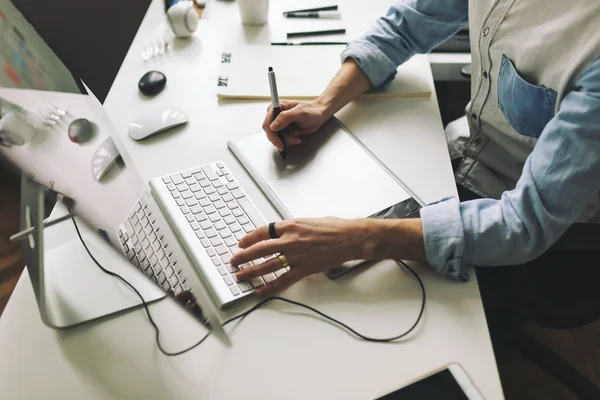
left=341, top=0, right=600, bottom=280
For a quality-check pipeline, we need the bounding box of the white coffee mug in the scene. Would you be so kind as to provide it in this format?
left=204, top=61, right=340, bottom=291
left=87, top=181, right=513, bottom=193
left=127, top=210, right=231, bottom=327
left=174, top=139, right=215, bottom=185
left=167, top=1, right=199, bottom=38
left=238, top=0, right=269, bottom=26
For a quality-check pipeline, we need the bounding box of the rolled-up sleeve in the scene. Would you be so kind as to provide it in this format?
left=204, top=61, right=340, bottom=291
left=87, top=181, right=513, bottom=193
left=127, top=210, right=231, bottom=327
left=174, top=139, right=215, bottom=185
left=421, top=57, right=600, bottom=281
left=341, top=0, right=468, bottom=88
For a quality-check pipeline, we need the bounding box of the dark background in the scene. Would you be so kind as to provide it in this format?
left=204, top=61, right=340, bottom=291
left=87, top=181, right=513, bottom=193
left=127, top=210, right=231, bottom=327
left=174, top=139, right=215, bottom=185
left=13, top=0, right=151, bottom=103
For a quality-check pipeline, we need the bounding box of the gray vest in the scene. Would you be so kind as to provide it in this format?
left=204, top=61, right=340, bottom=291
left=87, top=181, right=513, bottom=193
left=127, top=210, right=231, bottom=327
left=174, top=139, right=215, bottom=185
left=455, top=0, right=600, bottom=221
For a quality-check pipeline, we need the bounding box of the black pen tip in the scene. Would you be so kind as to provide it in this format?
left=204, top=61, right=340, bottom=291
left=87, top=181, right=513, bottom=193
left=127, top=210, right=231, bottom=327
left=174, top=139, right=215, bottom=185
left=268, top=66, right=273, bottom=72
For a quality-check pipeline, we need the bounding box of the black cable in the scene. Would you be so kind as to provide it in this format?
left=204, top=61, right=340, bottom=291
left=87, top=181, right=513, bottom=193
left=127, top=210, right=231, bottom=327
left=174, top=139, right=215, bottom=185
left=70, top=214, right=426, bottom=356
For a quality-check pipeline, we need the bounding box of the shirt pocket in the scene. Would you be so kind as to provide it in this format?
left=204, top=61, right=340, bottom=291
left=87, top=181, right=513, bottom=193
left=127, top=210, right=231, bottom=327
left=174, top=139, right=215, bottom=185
left=497, top=54, right=557, bottom=138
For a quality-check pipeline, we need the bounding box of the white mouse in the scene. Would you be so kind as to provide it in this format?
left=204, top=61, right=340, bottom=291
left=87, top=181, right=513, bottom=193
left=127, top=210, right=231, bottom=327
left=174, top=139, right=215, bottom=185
left=91, top=137, right=121, bottom=181
left=128, top=107, right=189, bottom=140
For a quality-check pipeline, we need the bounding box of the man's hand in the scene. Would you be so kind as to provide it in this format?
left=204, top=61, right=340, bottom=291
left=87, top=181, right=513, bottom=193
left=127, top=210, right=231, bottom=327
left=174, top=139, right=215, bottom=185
left=262, top=59, right=374, bottom=151
left=231, top=216, right=427, bottom=297
left=231, top=217, right=371, bottom=297
left=262, top=100, right=330, bottom=151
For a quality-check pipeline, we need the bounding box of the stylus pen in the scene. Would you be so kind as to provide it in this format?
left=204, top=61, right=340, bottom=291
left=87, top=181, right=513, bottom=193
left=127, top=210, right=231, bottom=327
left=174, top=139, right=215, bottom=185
left=286, top=11, right=342, bottom=19
left=283, top=5, right=338, bottom=15
left=271, top=41, right=348, bottom=46
left=267, top=67, right=287, bottom=160
left=287, top=29, right=346, bottom=38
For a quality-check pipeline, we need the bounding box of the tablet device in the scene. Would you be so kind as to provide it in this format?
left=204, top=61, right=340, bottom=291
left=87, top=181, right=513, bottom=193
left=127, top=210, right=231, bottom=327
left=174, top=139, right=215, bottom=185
left=228, top=118, right=423, bottom=220
left=374, top=363, right=483, bottom=400
left=228, top=118, right=424, bottom=278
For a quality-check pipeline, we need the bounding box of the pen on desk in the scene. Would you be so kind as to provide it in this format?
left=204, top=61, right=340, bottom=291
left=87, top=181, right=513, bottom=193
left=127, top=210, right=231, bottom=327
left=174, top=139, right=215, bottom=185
left=271, top=41, right=348, bottom=46
left=286, top=11, right=341, bottom=19
left=267, top=67, right=287, bottom=160
left=287, top=29, right=346, bottom=38
left=283, top=5, right=338, bottom=15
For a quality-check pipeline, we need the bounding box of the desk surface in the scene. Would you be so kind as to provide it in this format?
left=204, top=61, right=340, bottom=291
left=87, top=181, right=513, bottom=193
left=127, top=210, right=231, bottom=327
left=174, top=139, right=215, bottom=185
left=0, top=0, right=503, bottom=399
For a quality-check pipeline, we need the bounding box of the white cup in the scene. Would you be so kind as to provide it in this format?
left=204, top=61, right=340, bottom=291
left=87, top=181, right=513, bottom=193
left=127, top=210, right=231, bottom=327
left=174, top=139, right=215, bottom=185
left=167, top=1, right=199, bottom=38
left=238, top=0, right=269, bottom=26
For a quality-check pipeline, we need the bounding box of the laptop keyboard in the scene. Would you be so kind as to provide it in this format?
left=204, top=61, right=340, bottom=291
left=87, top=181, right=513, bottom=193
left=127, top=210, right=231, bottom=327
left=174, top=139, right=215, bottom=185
left=156, top=161, right=289, bottom=304
left=117, top=196, right=190, bottom=295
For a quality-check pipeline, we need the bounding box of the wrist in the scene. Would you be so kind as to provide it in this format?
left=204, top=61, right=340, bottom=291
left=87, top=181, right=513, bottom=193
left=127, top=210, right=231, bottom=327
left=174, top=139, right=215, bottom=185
left=358, top=218, right=426, bottom=262
left=311, top=94, right=338, bottom=120
left=359, top=219, right=389, bottom=260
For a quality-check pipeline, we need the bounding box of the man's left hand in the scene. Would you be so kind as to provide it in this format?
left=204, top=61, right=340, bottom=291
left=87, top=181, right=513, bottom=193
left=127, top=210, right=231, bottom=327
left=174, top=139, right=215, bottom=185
left=231, top=217, right=371, bottom=297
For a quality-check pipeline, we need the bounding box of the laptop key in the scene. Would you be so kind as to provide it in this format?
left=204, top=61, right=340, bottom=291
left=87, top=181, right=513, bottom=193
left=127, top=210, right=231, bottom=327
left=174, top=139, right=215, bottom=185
left=215, top=244, right=228, bottom=255
left=219, top=229, right=232, bottom=239
left=214, top=220, right=226, bottom=230
left=251, top=277, right=264, bottom=287
left=201, top=165, right=218, bottom=181
left=238, top=281, right=253, bottom=292
left=190, top=205, right=203, bottom=214
left=205, top=228, right=218, bottom=238
left=200, top=221, right=211, bottom=230
left=195, top=212, right=208, bottom=222
left=170, top=174, right=184, bottom=185
left=226, top=263, right=239, bottom=273
left=275, top=268, right=287, bottom=278
left=226, top=181, right=239, bottom=190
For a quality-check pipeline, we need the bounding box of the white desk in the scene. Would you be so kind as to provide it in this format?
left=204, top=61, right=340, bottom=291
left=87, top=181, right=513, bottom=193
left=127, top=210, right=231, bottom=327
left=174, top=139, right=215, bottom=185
left=0, top=0, right=503, bottom=399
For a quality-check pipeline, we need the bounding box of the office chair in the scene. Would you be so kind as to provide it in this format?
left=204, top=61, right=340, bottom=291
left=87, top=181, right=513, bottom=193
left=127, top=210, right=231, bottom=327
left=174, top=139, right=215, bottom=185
left=482, top=223, right=600, bottom=400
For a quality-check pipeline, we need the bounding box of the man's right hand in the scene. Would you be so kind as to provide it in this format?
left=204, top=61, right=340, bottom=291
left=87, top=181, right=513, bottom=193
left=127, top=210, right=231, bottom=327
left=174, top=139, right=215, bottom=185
left=262, top=59, right=374, bottom=151
left=262, top=100, right=330, bottom=151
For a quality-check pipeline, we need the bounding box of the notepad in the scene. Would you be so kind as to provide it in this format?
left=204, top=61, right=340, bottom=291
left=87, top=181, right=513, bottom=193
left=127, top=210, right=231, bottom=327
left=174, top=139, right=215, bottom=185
left=216, top=46, right=431, bottom=100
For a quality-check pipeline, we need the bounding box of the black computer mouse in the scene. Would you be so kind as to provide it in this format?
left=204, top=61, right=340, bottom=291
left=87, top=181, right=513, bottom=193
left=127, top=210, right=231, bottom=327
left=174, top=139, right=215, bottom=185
left=138, top=71, right=167, bottom=96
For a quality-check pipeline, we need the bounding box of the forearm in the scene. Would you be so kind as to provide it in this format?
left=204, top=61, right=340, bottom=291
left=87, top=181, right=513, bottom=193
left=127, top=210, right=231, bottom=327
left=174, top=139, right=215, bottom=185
left=358, top=218, right=427, bottom=262
left=313, top=59, right=373, bottom=118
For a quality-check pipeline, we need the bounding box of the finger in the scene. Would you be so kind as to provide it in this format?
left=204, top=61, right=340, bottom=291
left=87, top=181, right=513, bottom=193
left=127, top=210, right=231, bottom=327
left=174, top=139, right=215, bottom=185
left=279, top=100, right=300, bottom=111
left=236, top=257, right=283, bottom=281
left=270, top=109, right=296, bottom=132
left=265, top=103, right=273, bottom=112
left=255, top=269, right=302, bottom=298
left=230, top=240, right=283, bottom=267
left=237, top=223, right=274, bottom=249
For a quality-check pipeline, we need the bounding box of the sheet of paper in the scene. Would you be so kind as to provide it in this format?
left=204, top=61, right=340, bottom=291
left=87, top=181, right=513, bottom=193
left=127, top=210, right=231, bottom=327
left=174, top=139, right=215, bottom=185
left=217, top=46, right=431, bottom=100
